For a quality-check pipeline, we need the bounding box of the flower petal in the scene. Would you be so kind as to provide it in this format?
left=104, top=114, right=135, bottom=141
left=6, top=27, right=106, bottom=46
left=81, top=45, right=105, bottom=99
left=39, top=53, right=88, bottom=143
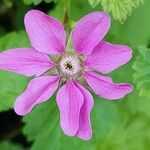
left=72, top=12, right=110, bottom=55
left=0, top=48, right=53, bottom=77
left=75, top=83, right=94, bottom=140
left=56, top=80, right=84, bottom=136
left=84, top=41, right=132, bottom=73
left=25, top=10, right=66, bottom=54
left=14, top=76, right=60, bottom=115
left=84, top=72, right=133, bottom=100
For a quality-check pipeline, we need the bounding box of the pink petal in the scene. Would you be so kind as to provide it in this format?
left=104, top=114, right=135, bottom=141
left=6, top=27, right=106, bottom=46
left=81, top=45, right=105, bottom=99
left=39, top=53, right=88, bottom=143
left=84, top=72, right=133, bottom=100
left=14, top=76, right=60, bottom=115
left=84, top=41, right=132, bottom=73
left=56, top=80, right=84, bottom=136
left=0, top=48, right=53, bottom=77
left=24, top=10, right=66, bottom=54
left=72, top=12, right=110, bottom=56
left=75, top=83, right=94, bottom=140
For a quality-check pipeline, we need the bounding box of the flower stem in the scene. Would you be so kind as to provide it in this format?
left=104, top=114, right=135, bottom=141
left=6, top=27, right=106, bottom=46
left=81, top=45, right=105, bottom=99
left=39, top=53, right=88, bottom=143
left=63, top=0, right=71, bottom=29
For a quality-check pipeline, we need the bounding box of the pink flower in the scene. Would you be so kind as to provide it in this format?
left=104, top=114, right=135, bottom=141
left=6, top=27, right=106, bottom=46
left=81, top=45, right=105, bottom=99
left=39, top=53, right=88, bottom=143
left=0, top=10, right=133, bottom=140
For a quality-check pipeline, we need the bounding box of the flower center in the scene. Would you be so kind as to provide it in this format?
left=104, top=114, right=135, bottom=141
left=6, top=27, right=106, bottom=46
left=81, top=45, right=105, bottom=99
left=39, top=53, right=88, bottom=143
left=59, top=55, right=81, bottom=77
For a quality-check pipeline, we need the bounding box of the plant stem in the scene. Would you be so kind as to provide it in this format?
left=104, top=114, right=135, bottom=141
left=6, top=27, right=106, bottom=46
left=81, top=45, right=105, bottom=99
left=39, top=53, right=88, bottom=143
left=63, top=0, right=71, bottom=29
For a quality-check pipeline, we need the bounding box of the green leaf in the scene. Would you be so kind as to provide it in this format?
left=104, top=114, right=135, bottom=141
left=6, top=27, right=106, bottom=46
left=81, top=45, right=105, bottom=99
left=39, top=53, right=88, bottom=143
left=0, top=141, right=23, bottom=150
left=125, top=90, right=150, bottom=118
left=3, top=0, right=13, bottom=8
left=132, top=46, right=150, bottom=98
left=23, top=0, right=56, bottom=5
left=23, top=0, right=42, bottom=5
left=45, top=0, right=56, bottom=3
left=0, top=31, right=29, bottom=112
left=71, top=0, right=150, bottom=48
left=108, top=0, right=150, bottom=48
left=88, top=0, right=144, bottom=22
left=99, top=116, right=150, bottom=150
left=33, top=0, right=42, bottom=5
left=88, top=0, right=101, bottom=8
left=49, top=0, right=64, bottom=21
left=23, top=0, right=34, bottom=5
left=23, top=94, right=119, bottom=150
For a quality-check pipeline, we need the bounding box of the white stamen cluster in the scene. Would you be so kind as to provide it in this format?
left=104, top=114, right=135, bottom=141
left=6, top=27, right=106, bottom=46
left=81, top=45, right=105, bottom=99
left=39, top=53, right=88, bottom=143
left=59, top=55, right=81, bottom=77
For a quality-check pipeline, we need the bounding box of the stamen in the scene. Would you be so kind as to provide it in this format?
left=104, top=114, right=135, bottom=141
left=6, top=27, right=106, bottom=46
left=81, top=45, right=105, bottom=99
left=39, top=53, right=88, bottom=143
left=65, top=62, right=73, bottom=70
left=59, top=55, right=81, bottom=77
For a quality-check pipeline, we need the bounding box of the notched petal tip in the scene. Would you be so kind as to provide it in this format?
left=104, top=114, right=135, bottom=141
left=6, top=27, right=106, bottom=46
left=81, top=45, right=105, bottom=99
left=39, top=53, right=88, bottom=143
left=85, top=41, right=133, bottom=74
left=122, top=83, right=133, bottom=93
left=84, top=72, right=133, bottom=100
left=109, top=83, right=133, bottom=100
left=75, top=83, right=94, bottom=140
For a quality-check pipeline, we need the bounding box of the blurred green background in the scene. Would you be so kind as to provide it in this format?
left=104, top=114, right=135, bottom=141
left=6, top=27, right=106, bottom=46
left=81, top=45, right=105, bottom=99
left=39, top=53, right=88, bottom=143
left=0, top=0, right=150, bottom=149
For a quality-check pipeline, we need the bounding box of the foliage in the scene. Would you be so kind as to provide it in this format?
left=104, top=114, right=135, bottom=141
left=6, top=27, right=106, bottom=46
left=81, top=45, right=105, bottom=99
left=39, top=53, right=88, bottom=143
left=0, top=141, right=23, bottom=150
left=88, top=0, right=100, bottom=8
left=23, top=95, right=119, bottom=150
left=88, top=0, right=144, bottom=22
left=0, top=32, right=29, bottom=112
left=133, top=47, right=150, bottom=97
left=99, top=115, right=150, bottom=150
left=23, top=0, right=56, bottom=5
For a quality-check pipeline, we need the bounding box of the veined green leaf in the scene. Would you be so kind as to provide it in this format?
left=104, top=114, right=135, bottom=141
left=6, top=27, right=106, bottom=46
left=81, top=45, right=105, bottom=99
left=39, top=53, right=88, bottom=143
left=23, top=0, right=34, bottom=5
left=99, top=116, right=150, bottom=150
left=133, top=46, right=150, bottom=98
left=23, top=0, right=42, bottom=5
left=88, top=0, right=101, bottom=8
left=23, top=0, right=56, bottom=5
left=23, top=94, right=119, bottom=150
left=0, top=31, right=29, bottom=112
left=33, top=0, right=42, bottom=5
left=88, top=0, right=144, bottom=22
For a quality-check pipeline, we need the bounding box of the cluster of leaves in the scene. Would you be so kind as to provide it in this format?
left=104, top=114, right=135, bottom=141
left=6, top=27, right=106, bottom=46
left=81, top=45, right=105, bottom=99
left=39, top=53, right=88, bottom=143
left=22, top=0, right=144, bottom=22
left=23, top=95, right=120, bottom=150
left=0, top=32, right=29, bottom=112
left=23, top=0, right=56, bottom=5
left=88, top=0, right=144, bottom=22
left=133, top=47, right=150, bottom=97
